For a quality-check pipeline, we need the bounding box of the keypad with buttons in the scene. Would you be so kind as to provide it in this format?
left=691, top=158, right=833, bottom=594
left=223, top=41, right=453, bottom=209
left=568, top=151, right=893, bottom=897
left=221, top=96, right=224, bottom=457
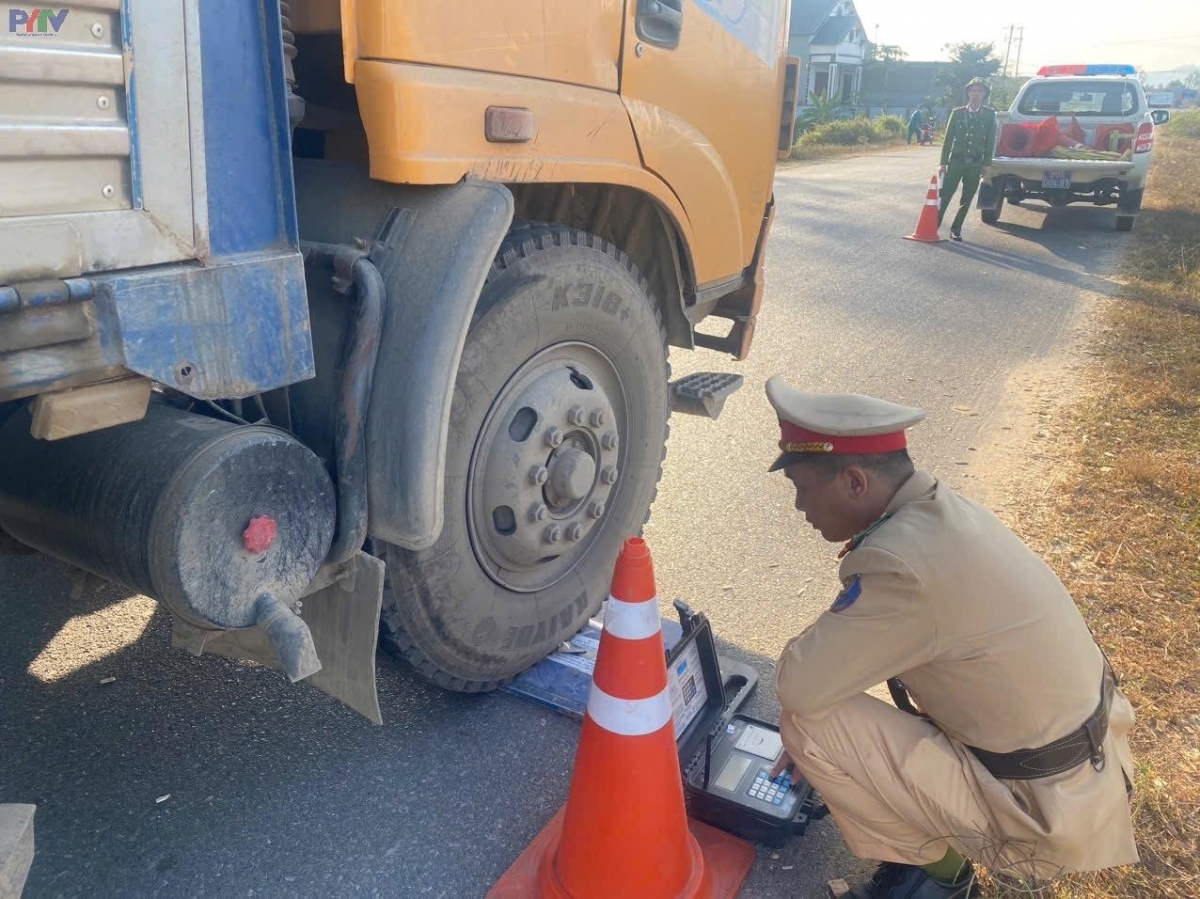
left=748, top=769, right=795, bottom=808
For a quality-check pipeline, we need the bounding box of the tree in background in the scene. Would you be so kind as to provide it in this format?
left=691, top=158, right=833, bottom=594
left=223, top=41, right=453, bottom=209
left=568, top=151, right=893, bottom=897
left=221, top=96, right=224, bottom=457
left=865, top=42, right=906, bottom=65
left=795, top=93, right=846, bottom=139
left=935, top=42, right=1002, bottom=107
left=989, top=76, right=1030, bottom=111
left=1184, top=72, right=1200, bottom=91
left=863, top=42, right=907, bottom=114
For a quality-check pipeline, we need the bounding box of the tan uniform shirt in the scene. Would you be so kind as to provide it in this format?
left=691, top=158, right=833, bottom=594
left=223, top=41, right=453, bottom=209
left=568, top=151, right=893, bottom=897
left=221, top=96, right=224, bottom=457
left=776, top=471, right=1137, bottom=872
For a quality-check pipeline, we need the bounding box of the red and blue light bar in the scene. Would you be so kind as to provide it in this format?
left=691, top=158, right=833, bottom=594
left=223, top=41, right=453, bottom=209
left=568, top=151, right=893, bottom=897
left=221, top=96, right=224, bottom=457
left=1037, top=64, right=1138, bottom=76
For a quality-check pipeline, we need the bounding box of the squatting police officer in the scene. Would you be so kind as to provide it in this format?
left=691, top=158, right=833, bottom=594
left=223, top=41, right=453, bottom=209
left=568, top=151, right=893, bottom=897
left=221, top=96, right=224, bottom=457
left=766, top=378, right=1137, bottom=899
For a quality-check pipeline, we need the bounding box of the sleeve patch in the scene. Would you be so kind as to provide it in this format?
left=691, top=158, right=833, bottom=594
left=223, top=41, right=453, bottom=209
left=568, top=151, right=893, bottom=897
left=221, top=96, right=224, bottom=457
left=830, top=575, right=862, bottom=613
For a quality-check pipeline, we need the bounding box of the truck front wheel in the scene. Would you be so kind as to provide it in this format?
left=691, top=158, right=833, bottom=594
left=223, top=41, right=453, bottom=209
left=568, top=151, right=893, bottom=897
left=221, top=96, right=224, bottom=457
left=378, top=224, right=670, bottom=691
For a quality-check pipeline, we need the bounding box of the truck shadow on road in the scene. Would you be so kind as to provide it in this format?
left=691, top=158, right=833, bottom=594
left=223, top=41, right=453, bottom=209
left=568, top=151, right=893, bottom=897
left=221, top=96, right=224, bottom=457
left=997, top=204, right=1119, bottom=234
left=0, top=554, right=861, bottom=898
left=0, top=553, right=575, bottom=897
left=940, top=207, right=1127, bottom=297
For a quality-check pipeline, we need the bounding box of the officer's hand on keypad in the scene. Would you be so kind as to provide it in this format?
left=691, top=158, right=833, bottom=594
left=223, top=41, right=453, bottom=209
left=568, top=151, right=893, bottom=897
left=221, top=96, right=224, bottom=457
left=770, top=752, right=795, bottom=781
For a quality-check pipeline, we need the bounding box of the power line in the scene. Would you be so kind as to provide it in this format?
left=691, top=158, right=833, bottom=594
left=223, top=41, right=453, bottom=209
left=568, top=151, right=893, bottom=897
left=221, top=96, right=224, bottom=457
left=997, top=24, right=1025, bottom=78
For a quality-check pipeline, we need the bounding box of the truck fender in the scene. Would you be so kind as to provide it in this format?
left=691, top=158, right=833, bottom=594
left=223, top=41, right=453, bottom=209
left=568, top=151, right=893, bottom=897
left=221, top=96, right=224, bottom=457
left=294, top=161, right=515, bottom=550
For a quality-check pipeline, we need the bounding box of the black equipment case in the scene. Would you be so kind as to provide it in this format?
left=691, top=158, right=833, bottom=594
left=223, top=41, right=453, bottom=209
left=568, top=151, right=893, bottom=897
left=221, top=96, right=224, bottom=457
left=666, top=601, right=826, bottom=848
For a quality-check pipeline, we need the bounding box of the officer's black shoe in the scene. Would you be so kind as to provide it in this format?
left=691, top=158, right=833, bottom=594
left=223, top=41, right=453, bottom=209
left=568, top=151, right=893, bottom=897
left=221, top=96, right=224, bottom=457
left=846, top=861, right=977, bottom=898
left=950, top=231, right=963, bottom=242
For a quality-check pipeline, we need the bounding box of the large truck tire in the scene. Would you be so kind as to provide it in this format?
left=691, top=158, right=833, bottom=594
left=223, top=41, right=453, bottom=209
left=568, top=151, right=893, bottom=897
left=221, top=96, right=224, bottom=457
left=378, top=224, right=670, bottom=691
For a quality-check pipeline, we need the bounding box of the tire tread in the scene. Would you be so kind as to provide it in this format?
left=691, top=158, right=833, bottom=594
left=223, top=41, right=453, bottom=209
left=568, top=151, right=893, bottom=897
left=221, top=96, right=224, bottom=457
left=377, top=222, right=672, bottom=692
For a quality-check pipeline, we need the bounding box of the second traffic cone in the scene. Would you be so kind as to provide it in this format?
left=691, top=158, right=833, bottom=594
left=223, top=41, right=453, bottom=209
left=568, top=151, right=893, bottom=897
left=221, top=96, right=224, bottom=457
left=903, top=174, right=946, bottom=243
left=490, top=537, right=754, bottom=899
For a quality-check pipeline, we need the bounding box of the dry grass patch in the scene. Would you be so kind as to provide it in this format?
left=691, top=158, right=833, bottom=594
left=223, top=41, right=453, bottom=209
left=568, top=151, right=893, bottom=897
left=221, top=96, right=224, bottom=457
left=1025, top=125, right=1200, bottom=899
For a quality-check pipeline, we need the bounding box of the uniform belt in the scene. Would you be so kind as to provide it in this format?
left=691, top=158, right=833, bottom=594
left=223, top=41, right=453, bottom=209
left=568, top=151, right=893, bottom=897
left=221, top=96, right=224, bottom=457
left=967, top=665, right=1116, bottom=780
left=887, top=664, right=1116, bottom=781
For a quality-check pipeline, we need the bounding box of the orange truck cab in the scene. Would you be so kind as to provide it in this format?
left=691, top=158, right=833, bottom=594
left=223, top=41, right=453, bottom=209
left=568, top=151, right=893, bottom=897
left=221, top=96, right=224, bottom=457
left=300, top=0, right=796, bottom=356
left=0, top=0, right=799, bottom=719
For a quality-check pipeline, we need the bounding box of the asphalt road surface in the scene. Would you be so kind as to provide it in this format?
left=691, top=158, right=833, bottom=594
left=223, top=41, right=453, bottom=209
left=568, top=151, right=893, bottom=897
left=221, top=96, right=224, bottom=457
left=0, top=148, right=1125, bottom=898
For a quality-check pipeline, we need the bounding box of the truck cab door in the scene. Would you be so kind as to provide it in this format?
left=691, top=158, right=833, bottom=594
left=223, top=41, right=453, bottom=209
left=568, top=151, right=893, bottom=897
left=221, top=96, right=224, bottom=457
left=619, top=0, right=790, bottom=287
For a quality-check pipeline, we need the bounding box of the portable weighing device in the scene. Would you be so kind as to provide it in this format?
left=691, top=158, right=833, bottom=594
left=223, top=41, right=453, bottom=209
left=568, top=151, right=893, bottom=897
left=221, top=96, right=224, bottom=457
left=666, top=601, right=824, bottom=847
left=689, top=719, right=803, bottom=819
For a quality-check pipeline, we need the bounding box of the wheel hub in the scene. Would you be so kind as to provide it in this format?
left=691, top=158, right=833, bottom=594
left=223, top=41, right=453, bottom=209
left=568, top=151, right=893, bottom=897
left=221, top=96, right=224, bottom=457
left=546, top=445, right=596, bottom=509
left=467, top=344, right=624, bottom=592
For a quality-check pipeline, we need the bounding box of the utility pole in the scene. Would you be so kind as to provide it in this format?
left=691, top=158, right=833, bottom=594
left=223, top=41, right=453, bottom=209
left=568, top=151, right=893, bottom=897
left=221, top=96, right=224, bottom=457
left=1013, top=26, right=1025, bottom=78
left=875, top=24, right=886, bottom=114
left=1002, top=25, right=1015, bottom=78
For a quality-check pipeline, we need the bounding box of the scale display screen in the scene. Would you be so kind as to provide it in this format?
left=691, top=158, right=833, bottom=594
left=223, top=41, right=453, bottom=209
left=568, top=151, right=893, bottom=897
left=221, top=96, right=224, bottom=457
left=713, top=753, right=753, bottom=792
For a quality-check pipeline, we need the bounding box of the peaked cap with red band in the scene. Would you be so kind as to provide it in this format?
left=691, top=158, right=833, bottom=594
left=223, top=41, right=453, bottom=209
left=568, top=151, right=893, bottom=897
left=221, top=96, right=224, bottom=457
left=766, top=376, right=926, bottom=472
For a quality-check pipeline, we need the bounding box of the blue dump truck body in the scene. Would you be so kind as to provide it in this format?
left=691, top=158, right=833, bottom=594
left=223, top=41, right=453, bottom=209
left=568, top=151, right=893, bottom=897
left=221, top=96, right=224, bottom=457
left=1, top=0, right=309, bottom=404
left=0, top=1, right=383, bottom=716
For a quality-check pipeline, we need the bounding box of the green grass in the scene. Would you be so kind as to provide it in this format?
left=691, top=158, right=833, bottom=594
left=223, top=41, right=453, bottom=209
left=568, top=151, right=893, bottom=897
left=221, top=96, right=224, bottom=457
left=790, top=115, right=909, bottom=160
left=1163, top=108, right=1200, bottom=140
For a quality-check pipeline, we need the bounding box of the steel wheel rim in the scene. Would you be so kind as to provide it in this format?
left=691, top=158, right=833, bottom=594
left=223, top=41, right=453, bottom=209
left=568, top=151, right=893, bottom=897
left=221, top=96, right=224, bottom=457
left=466, top=342, right=627, bottom=593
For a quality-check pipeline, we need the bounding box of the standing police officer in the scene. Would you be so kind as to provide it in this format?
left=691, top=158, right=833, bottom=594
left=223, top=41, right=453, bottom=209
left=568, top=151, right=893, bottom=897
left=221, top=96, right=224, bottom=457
left=765, top=377, right=1138, bottom=899
left=938, top=78, right=997, bottom=241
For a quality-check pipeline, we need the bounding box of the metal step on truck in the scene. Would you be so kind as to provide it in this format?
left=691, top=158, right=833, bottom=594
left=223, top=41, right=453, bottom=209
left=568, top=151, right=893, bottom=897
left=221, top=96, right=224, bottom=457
left=0, top=1, right=801, bottom=721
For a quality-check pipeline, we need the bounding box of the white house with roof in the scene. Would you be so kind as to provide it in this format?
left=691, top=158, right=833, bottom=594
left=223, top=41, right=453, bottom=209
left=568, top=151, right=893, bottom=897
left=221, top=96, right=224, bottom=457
left=789, top=0, right=868, bottom=105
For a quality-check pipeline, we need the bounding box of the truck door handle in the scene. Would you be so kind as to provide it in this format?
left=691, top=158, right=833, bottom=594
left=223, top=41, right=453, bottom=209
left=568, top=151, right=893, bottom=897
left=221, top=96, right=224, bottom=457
left=637, top=0, right=683, bottom=50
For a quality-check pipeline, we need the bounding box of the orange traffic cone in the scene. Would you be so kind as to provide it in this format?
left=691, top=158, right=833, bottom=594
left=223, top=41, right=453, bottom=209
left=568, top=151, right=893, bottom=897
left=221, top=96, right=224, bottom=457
left=903, top=174, right=946, bottom=243
left=489, top=537, right=754, bottom=899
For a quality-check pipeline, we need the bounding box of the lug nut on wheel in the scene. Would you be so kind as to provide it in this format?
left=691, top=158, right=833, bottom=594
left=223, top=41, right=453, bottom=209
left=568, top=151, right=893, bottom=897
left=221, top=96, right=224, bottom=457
left=589, top=408, right=606, bottom=427
left=544, top=427, right=564, bottom=448
left=568, top=406, right=587, bottom=426
left=543, top=524, right=562, bottom=544
left=529, top=465, right=549, bottom=486
left=566, top=523, right=584, bottom=542
left=530, top=504, right=549, bottom=522
left=601, top=466, right=619, bottom=486
left=601, top=431, right=618, bottom=450
left=588, top=501, right=605, bottom=519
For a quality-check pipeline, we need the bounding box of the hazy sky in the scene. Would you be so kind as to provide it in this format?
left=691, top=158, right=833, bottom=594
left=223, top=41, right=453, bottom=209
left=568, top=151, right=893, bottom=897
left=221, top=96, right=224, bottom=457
left=855, top=0, right=1199, bottom=75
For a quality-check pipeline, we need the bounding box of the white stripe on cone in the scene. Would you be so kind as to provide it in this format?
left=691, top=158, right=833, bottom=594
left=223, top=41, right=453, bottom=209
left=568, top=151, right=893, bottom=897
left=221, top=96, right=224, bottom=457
left=586, top=683, right=673, bottom=736
left=603, top=595, right=661, bottom=640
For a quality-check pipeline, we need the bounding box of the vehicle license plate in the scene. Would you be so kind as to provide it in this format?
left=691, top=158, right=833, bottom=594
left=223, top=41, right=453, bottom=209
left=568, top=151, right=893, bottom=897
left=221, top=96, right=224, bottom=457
left=1042, top=171, right=1072, bottom=189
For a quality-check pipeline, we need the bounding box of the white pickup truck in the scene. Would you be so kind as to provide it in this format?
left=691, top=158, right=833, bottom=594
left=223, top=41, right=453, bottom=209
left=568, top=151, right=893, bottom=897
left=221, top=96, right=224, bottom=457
left=979, top=65, right=1171, bottom=232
